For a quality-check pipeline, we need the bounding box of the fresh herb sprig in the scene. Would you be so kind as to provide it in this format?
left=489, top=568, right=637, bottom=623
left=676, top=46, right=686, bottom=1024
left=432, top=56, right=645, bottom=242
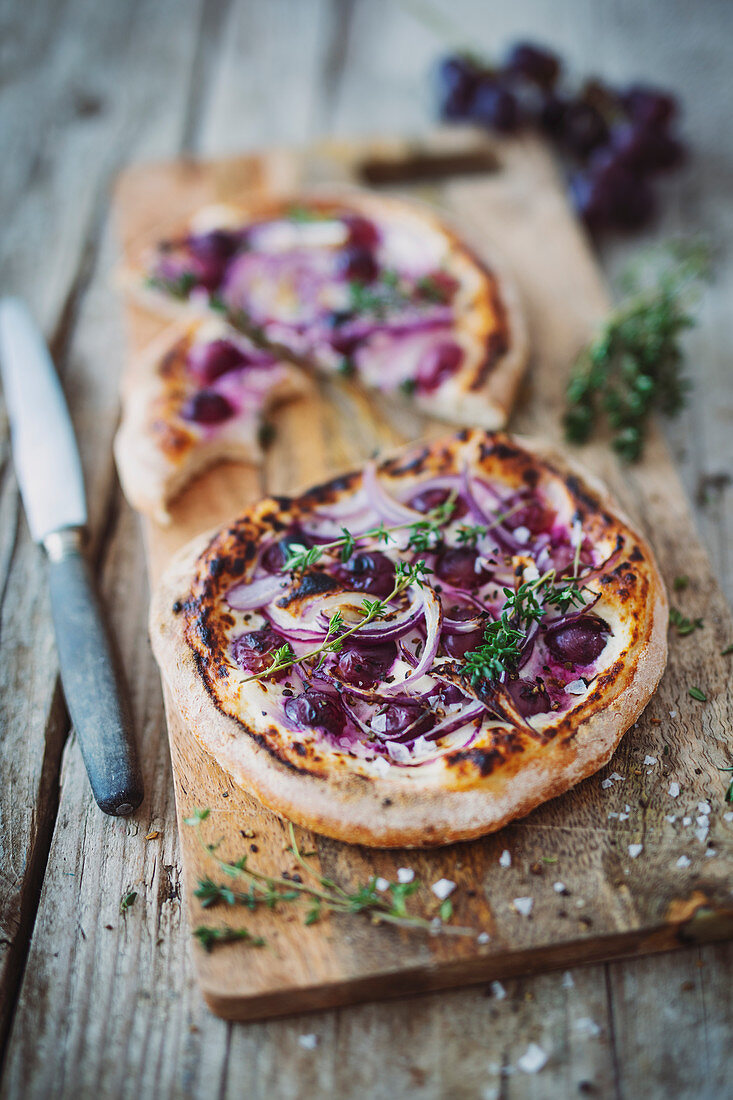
left=186, top=810, right=472, bottom=942
left=563, top=240, right=712, bottom=461
left=243, top=560, right=433, bottom=682
left=669, top=606, right=704, bottom=637
left=462, top=570, right=587, bottom=685
left=193, top=926, right=266, bottom=953
left=718, top=765, right=733, bottom=804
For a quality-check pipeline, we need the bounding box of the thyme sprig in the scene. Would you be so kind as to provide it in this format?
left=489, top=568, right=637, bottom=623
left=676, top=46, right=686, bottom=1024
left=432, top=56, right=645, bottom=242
left=186, top=811, right=473, bottom=942
left=243, top=560, right=433, bottom=682
left=462, top=570, right=587, bottom=685
left=563, top=240, right=712, bottom=461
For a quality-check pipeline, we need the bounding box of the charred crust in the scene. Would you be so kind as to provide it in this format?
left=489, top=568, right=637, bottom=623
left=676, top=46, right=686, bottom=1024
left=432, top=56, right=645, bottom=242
left=382, top=447, right=431, bottom=477
left=564, top=474, right=601, bottom=512
left=629, top=545, right=644, bottom=562
left=276, top=570, right=340, bottom=607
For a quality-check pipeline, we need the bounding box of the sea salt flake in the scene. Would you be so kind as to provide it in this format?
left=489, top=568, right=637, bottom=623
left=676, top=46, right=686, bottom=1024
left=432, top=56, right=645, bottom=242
left=724, top=812, right=733, bottom=822
left=562, top=970, right=575, bottom=989
left=298, top=1034, right=319, bottom=1050
left=566, top=679, right=587, bottom=695
left=644, top=755, right=658, bottom=766
left=397, top=867, right=415, bottom=884
left=619, top=813, right=629, bottom=822
left=412, top=735, right=430, bottom=755
left=669, top=710, right=677, bottom=718
left=668, top=782, right=680, bottom=798
left=513, top=525, right=531, bottom=544
left=387, top=741, right=411, bottom=763
left=477, top=931, right=491, bottom=944
left=513, top=896, right=534, bottom=916
left=517, top=1043, right=548, bottom=1074
left=625, top=804, right=630, bottom=812
left=370, top=712, right=388, bottom=734
left=499, top=849, right=512, bottom=868
left=372, top=755, right=390, bottom=776
left=574, top=1017, right=602, bottom=1038
left=628, top=843, right=643, bottom=859
left=683, top=817, right=692, bottom=826
left=375, top=877, right=390, bottom=892
left=601, top=779, right=614, bottom=790
left=665, top=815, right=677, bottom=824
left=553, top=882, right=566, bottom=893
left=608, top=811, right=619, bottom=818
left=705, top=849, right=717, bottom=858
left=610, top=772, right=625, bottom=782
left=697, top=802, right=711, bottom=815
left=695, top=826, right=709, bottom=843
left=490, top=980, right=507, bottom=1000
left=696, top=815, right=710, bottom=828
left=431, top=878, right=456, bottom=901
left=676, top=855, right=691, bottom=868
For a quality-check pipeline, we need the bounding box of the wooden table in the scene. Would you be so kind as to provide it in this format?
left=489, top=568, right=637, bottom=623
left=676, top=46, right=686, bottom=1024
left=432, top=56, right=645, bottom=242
left=0, top=1, right=730, bottom=1096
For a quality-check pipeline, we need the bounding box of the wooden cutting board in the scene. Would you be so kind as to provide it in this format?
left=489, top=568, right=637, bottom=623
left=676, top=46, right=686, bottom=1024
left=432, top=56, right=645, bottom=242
left=114, top=129, right=733, bottom=1021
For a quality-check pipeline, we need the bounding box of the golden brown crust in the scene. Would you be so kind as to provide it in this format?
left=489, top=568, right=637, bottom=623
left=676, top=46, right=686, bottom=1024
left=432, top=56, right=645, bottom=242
left=120, top=190, right=528, bottom=431
left=150, top=431, right=668, bottom=847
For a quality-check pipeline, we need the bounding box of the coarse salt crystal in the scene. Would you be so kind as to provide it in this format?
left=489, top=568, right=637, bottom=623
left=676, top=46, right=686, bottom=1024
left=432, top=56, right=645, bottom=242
left=372, top=755, right=390, bottom=776
left=397, top=867, right=414, bottom=884
left=619, top=813, right=629, bottom=822
left=477, top=931, right=490, bottom=944
left=566, top=679, right=587, bottom=695
left=499, top=849, right=512, bottom=868
left=431, top=878, right=456, bottom=901
left=375, top=877, right=390, bottom=892
left=644, top=755, right=658, bottom=766
left=669, top=710, right=677, bottom=718
left=370, top=712, right=388, bottom=734
left=298, top=1034, right=319, bottom=1050
left=387, top=741, right=411, bottom=763
left=695, top=826, right=709, bottom=843
left=574, top=1017, right=602, bottom=1038
left=628, top=844, right=643, bottom=859
left=553, top=882, right=566, bottom=893
left=696, top=815, right=710, bottom=828
left=683, top=816, right=692, bottom=826
left=608, top=811, right=619, bottom=818
left=513, top=525, right=531, bottom=544
left=562, top=970, right=575, bottom=989
left=724, top=812, right=733, bottom=822
left=513, top=897, right=534, bottom=916
left=490, top=980, right=507, bottom=1000
left=676, top=855, right=691, bottom=868
left=412, top=735, right=430, bottom=755
left=697, top=802, right=711, bottom=815
left=668, top=782, right=680, bottom=798
left=601, top=779, right=614, bottom=790
left=610, top=772, right=625, bottom=782
left=517, top=1043, right=548, bottom=1074
left=665, top=815, right=677, bottom=824
left=705, top=849, right=717, bottom=858
left=625, top=804, right=630, bottom=812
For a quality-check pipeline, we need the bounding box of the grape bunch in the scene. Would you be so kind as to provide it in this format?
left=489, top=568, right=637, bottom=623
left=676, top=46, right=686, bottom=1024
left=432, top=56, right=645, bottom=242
left=435, top=42, right=686, bottom=234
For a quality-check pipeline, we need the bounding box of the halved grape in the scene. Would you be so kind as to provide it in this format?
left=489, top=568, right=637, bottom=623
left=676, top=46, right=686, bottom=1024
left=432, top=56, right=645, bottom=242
left=544, top=615, right=609, bottom=664
left=188, top=339, right=249, bottom=383
left=284, top=691, right=346, bottom=736
left=180, top=391, right=234, bottom=424
left=335, top=643, right=397, bottom=688
left=340, top=551, right=395, bottom=597
left=503, top=41, right=560, bottom=89
left=416, top=341, right=463, bottom=392
left=435, top=547, right=487, bottom=588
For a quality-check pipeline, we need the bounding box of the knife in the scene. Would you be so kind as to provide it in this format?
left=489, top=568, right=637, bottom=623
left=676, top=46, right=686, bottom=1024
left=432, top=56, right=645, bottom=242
left=0, top=298, right=143, bottom=816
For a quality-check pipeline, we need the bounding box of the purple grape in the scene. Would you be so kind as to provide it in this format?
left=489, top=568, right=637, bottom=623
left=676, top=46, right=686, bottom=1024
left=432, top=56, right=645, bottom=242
left=505, top=676, right=551, bottom=717
left=538, top=91, right=568, bottom=138
left=372, top=704, right=430, bottom=741
left=621, top=84, right=678, bottom=128
left=284, top=691, right=346, bottom=736
left=231, top=626, right=285, bottom=677
left=344, top=215, right=379, bottom=249
left=442, top=627, right=485, bottom=659
left=335, top=643, right=397, bottom=688
left=338, top=246, right=378, bottom=283
left=470, top=77, right=520, bottom=132
left=416, top=341, right=463, bottom=392
left=188, top=339, right=249, bottom=383
left=436, top=55, right=478, bottom=120
left=561, top=100, right=609, bottom=158
left=544, top=615, right=609, bottom=664
left=340, top=551, right=395, bottom=597
left=186, top=230, right=240, bottom=290
left=435, top=547, right=487, bottom=589
left=180, top=390, right=234, bottom=424
left=606, top=123, right=686, bottom=175
left=503, top=41, right=560, bottom=89
left=504, top=497, right=555, bottom=535
left=570, top=161, right=655, bottom=232
left=261, top=527, right=315, bottom=573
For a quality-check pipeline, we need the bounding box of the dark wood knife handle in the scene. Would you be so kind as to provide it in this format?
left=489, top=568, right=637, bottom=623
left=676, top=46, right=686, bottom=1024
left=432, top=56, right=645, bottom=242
left=45, top=529, right=143, bottom=816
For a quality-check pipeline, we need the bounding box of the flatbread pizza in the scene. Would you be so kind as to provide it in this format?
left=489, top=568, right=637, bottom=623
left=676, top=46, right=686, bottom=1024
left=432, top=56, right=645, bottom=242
left=150, top=430, right=668, bottom=847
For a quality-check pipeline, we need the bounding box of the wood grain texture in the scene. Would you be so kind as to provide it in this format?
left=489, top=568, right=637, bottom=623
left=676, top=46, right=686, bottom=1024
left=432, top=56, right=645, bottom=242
left=2, top=0, right=732, bottom=1096
left=111, top=130, right=733, bottom=1021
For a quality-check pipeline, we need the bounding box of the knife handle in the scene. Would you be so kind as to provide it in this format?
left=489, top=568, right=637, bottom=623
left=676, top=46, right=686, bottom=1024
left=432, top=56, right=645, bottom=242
left=44, top=528, right=144, bottom=816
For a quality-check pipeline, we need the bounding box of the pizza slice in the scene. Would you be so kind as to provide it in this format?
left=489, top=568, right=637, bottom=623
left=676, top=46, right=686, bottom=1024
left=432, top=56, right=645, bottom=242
left=150, top=430, right=668, bottom=848
left=114, top=319, right=309, bottom=524
left=123, top=191, right=528, bottom=430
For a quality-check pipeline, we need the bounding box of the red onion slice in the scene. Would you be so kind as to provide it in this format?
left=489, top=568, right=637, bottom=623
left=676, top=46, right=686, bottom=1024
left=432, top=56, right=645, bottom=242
left=226, top=573, right=289, bottom=611
left=362, top=461, right=422, bottom=524
left=382, top=586, right=442, bottom=694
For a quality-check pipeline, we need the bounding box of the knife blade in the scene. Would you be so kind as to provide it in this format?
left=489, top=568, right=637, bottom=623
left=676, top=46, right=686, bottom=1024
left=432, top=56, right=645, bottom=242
left=0, top=298, right=143, bottom=816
